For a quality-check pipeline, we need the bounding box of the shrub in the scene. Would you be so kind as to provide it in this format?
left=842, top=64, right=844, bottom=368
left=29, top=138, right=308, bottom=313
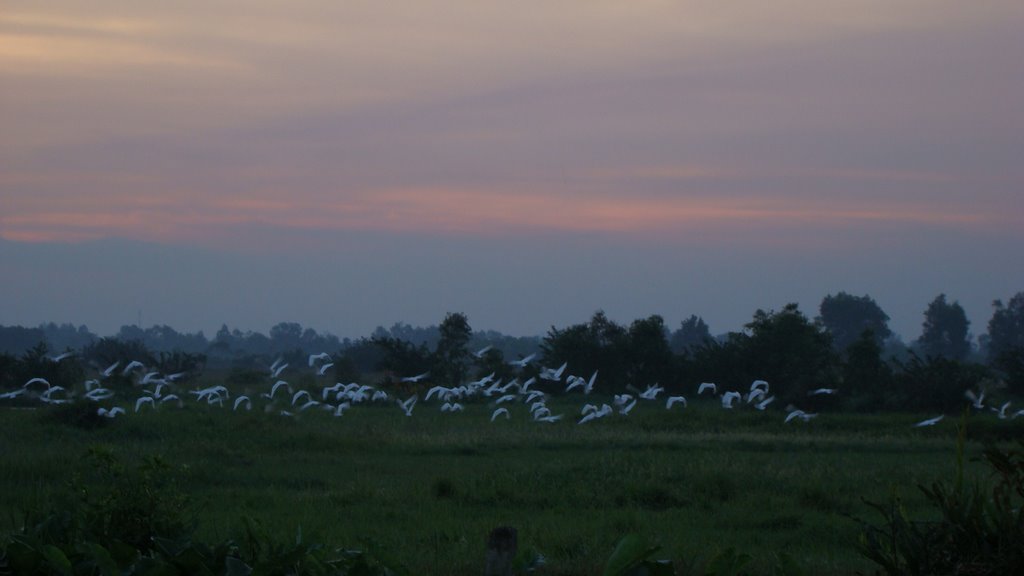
left=856, top=416, right=1024, bottom=575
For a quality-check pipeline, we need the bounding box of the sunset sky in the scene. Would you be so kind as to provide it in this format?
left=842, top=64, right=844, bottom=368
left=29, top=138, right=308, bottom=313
left=2, top=1, right=1022, bottom=340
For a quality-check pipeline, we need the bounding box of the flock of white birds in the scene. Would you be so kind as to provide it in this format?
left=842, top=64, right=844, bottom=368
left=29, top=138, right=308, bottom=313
left=3, top=348, right=1022, bottom=428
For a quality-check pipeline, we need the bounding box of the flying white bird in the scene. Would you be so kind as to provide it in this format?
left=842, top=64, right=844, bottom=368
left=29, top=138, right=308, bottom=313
left=85, top=388, right=114, bottom=401
left=539, top=362, right=568, bottom=381
left=750, top=380, right=769, bottom=393
left=48, top=352, right=75, bottom=362
left=401, top=372, right=430, bottom=383
left=122, top=360, right=145, bottom=376
left=666, top=396, right=687, bottom=409
left=308, top=352, right=331, bottom=367
left=490, top=407, right=510, bottom=422
left=23, top=377, right=50, bottom=389
left=698, top=383, right=717, bottom=396
left=271, top=363, right=289, bottom=378
left=397, top=394, right=417, bottom=416
left=134, top=396, right=155, bottom=413
left=914, top=415, right=944, bottom=427
left=785, top=409, right=817, bottom=423
left=508, top=353, right=536, bottom=368
left=265, top=380, right=291, bottom=400
left=618, top=399, right=638, bottom=415
left=639, top=384, right=664, bottom=400
left=317, top=363, right=334, bottom=376
left=474, top=345, right=493, bottom=358
left=0, top=389, right=26, bottom=400
left=991, top=401, right=1012, bottom=420
left=233, top=396, right=252, bottom=411
left=97, top=407, right=125, bottom=418
left=721, top=391, right=742, bottom=409
left=808, top=388, right=837, bottom=396
left=755, top=395, right=775, bottom=411
left=291, top=390, right=312, bottom=406
left=101, top=361, right=120, bottom=378
left=964, top=389, right=985, bottom=410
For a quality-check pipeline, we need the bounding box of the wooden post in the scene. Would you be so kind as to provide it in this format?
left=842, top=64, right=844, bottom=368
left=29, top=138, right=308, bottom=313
left=484, top=526, right=517, bottom=576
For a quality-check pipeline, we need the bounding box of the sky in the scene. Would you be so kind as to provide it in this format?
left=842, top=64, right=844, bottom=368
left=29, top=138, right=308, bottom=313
left=2, top=1, right=1023, bottom=341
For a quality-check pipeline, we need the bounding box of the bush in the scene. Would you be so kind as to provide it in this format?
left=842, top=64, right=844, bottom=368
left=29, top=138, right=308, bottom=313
left=856, top=416, right=1024, bottom=575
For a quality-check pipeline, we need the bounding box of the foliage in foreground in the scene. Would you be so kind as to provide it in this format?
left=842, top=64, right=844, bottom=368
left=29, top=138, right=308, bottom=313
left=855, top=420, right=1024, bottom=576
left=0, top=450, right=402, bottom=576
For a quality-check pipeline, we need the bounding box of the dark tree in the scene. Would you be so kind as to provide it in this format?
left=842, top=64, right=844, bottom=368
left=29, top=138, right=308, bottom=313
left=817, top=292, right=892, bottom=353
left=742, top=303, right=839, bottom=404
left=988, top=292, right=1024, bottom=393
left=919, top=294, right=971, bottom=361
left=988, top=292, right=1024, bottom=359
left=541, top=311, right=630, bottom=391
left=433, top=312, right=473, bottom=386
left=841, top=329, right=894, bottom=410
left=669, top=315, right=712, bottom=354
left=628, top=315, right=675, bottom=388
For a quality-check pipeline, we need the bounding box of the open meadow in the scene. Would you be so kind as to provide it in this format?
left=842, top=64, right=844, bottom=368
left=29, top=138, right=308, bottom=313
left=3, top=391, right=1020, bottom=575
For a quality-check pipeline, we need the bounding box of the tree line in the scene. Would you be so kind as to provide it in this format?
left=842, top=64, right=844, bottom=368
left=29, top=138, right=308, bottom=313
left=2, top=291, right=1022, bottom=412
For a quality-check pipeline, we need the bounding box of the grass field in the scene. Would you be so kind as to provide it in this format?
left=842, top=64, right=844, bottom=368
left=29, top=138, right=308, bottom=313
left=2, top=394, right=1020, bottom=575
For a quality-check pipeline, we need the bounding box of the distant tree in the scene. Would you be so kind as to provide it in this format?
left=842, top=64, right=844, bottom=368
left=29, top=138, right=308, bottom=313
left=432, top=312, right=473, bottom=386
left=988, top=292, right=1024, bottom=359
left=269, top=322, right=304, bottom=350
left=628, top=315, right=675, bottom=388
left=669, top=315, right=712, bottom=354
left=988, top=292, right=1024, bottom=393
left=371, top=336, right=430, bottom=378
left=890, top=353, right=989, bottom=412
left=0, top=325, right=47, bottom=355
left=841, top=330, right=895, bottom=410
left=541, top=311, right=630, bottom=391
left=919, top=294, right=971, bottom=361
left=742, top=303, right=838, bottom=404
left=817, top=292, right=892, bottom=353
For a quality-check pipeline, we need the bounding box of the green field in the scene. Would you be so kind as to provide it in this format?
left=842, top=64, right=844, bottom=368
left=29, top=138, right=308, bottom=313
left=2, top=395, right=1018, bottom=575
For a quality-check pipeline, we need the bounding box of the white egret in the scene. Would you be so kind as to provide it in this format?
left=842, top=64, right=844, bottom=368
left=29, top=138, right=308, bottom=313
left=508, top=353, right=536, bottom=368
left=271, top=363, right=289, bottom=378
left=539, top=362, right=568, bottom=381
left=914, top=415, right=944, bottom=427
left=721, top=391, right=741, bottom=409
left=48, top=352, right=75, bottom=362
left=134, top=396, right=155, bottom=413
left=267, top=380, right=291, bottom=400
left=639, top=384, right=664, bottom=401
left=291, top=390, right=312, bottom=406
left=97, top=407, right=125, bottom=418
left=785, top=410, right=817, bottom=423
left=397, top=394, right=417, bottom=416
left=618, top=399, right=638, bottom=415
left=101, top=361, right=120, bottom=378
left=23, top=377, right=50, bottom=389
left=474, top=345, right=493, bottom=358
left=308, top=352, right=330, bottom=367
left=299, top=399, right=321, bottom=411
left=697, top=382, right=716, bottom=396
left=317, top=363, right=334, bottom=376
left=991, top=401, right=1012, bottom=420
left=121, top=360, right=145, bottom=376
left=233, top=396, right=252, bottom=411
left=490, top=407, right=510, bottom=422
left=755, top=396, right=775, bottom=411
left=808, top=388, right=837, bottom=396
left=85, top=388, right=114, bottom=401
left=964, top=389, right=985, bottom=410
left=665, top=396, right=687, bottom=409
left=401, top=372, right=430, bottom=383
left=371, top=390, right=389, bottom=402
left=0, top=389, right=26, bottom=400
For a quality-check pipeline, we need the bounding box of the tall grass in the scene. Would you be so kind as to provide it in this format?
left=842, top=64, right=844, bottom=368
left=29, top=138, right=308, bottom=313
left=2, top=398, right=1019, bottom=575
